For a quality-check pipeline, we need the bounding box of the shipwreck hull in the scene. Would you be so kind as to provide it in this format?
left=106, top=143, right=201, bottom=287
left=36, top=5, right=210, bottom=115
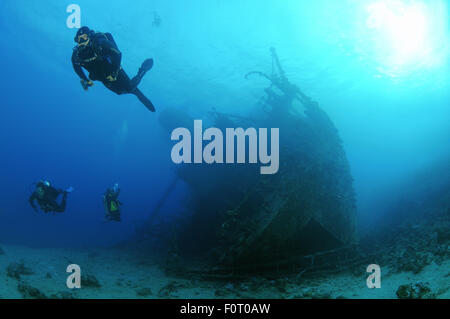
left=159, top=99, right=357, bottom=269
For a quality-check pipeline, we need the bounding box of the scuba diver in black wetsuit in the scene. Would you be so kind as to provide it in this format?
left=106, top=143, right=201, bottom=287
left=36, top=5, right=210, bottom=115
left=72, top=26, right=156, bottom=112
left=29, top=181, right=74, bottom=214
left=103, top=183, right=122, bottom=222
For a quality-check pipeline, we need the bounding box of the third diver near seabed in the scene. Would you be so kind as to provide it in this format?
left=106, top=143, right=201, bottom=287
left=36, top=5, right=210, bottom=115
left=103, top=183, right=122, bottom=222
left=72, top=26, right=156, bottom=112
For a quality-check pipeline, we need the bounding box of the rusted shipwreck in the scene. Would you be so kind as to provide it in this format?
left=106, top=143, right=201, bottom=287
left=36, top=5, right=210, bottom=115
left=133, top=48, right=357, bottom=275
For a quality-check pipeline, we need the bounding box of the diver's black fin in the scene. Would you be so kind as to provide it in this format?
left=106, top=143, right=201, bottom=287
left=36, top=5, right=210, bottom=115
left=134, top=89, right=156, bottom=112
left=130, top=58, right=154, bottom=90
left=141, top=58, right=154, bottom=73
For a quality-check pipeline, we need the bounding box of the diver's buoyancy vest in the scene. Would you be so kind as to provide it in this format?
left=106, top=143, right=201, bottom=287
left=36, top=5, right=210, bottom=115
left=110, top=200, right=119, bottom=212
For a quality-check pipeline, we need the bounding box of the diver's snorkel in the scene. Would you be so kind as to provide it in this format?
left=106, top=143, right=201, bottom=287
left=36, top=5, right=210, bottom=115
left=113, top=183, right=119, bottom=193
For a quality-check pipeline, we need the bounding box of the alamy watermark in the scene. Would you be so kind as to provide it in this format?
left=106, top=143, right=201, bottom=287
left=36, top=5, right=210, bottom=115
left=170, top=120, right=279, bottom=175
left=66, top=264, right=81, bottom=289
left=66, top=4, right=81, bottom=29
left=366, top=264, right=381, bottom=288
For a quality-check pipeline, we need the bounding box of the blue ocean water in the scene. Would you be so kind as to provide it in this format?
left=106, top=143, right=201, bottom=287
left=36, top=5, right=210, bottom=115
left=0, top=0, right=448, bottom=292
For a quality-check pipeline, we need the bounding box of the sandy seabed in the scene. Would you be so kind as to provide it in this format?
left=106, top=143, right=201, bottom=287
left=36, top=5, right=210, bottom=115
left=0, top=243, right=449, bottom=299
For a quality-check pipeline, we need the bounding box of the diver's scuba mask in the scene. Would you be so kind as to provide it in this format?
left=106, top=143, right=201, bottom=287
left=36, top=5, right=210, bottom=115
left=34, top=180, right=49, bottom=198
left=76, top=33, right=90, bottom=46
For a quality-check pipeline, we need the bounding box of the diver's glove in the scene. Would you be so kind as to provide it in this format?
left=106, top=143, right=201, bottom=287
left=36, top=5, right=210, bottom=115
left=81, top=79, right=94, bottom=91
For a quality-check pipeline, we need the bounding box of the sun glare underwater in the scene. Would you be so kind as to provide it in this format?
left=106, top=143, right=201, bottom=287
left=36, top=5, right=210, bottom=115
left=366, top=0, right=448, bottom=76
left=0, top=0, right=449, bottom=300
